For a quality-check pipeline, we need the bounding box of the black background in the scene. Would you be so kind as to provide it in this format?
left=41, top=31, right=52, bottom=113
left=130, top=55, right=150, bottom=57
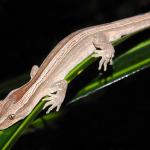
left=0, top=0, right=150, bottom=149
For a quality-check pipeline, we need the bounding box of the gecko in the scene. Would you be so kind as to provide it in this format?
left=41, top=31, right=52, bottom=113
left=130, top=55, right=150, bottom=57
left=0, top=12, right=150, bottom=130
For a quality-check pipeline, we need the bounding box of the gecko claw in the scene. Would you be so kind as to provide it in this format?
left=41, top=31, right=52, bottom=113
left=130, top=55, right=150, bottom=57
left=42, top=80, right=68, bottom=113
left=43, top=95, right=62, bottom=113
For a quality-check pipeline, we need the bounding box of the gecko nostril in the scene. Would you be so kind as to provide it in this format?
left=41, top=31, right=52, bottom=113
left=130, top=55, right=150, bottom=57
left=8, top=114, right=15, bottom=120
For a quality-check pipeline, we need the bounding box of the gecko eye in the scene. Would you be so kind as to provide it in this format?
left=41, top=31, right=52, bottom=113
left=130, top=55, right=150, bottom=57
left=8, top=114, right=15, bottom=120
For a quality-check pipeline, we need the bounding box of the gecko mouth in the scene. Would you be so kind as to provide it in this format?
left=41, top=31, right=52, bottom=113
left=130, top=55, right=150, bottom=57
left=0, top=113, right=20, bottom=130
left=0, top=113, right=26, bottom=130
left=0, top=117, right=17, bottom=130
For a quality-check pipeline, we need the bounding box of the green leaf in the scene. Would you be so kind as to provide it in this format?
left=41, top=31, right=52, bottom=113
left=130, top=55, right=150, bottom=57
left=0, top=33, right=150, bottom=149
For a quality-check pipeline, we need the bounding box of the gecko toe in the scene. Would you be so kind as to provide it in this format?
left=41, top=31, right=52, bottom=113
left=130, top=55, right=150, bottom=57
left=46, top=104, right=57, bottom=114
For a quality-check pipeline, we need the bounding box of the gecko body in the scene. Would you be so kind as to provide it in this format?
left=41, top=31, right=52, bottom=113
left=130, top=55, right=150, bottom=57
left=0, top=12, right=150, bottom=129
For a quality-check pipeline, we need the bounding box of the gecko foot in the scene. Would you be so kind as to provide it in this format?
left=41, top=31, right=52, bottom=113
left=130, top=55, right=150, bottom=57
left=93, top=49, right=114, bottom=71
left=92, top=32, right=115, bottom=71
left=42, top=80, right=68, bottom=113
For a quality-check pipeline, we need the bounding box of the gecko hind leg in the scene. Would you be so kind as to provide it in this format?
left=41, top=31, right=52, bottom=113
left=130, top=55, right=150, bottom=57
left=42, top=80, right=68, bottom=113
left=92, top=32, right=115, bottom=71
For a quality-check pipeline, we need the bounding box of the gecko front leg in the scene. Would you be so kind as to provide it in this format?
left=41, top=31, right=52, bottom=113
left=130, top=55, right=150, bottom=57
left=42, top=80, right=68, bottom=113
left=92, top=32, right=115, bottom=71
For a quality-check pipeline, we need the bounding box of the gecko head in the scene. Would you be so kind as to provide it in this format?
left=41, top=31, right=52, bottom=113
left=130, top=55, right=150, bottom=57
left=0, top=90, right=24, bottom=130
left=0, top=101, right=19, bottom=130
